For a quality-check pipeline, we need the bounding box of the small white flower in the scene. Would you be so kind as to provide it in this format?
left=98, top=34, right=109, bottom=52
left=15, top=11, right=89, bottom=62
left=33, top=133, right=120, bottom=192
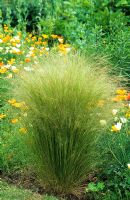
left=0, top=47, right=3, bottom=51
left=11, top=47, right=20, bottom=53
left=112, top=109, right=118, bottom=115
left=100, top=120, right=107, bottom=126
left=28, top=51, right=33, bottom=55
left=16, top=44, right=21, bottom=48
left=6, top=47, right=10, bottom=50
left=4, top=64, right=11, bottom=69
left=29, top=47, right=34, bottom=50
left=26, top=54, right=30, bottom=57
left=10, top=38, right=15, bottom=42
left=45, top=47, right=49, bottom=51
left=120, top=117, right=127, bottom=124
left=14, top=36, right=20, bottom=40
left=66, top=47, right=71, bottom=52
left=115, top=122, right=122, bottom=131
left=0, top=39, right=3, bottom=43
left=11, top=66, right=16, bottom=70
left=58, top=38, right=64, bottom=43
left=127, top=164, right=130, bottom=169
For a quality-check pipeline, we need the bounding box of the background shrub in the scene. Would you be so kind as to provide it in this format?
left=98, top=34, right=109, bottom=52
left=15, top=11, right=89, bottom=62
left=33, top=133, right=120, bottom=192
left=0, top=0, right=129, bottom=82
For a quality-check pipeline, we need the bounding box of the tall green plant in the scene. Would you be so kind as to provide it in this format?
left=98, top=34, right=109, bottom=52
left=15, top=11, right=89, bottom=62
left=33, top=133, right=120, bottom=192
left=14, top=53, right=116, bottom=194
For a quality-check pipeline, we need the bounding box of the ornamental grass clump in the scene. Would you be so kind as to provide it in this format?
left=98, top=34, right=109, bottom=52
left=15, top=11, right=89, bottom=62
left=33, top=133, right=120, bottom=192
left=15, top=53, right=116, bottom=194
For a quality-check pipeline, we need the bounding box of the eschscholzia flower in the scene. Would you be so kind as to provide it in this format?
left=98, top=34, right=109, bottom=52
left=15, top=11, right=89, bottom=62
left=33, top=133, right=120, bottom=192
left=51, top=34, right=58, bottom=39
left=42, top=34, right=48, bottom=39
left=25, top=58, right=31, bottom=62
left=116, top=89, right=127, bottom=95
left=19, top=127, right=27, bottom=134
left=126, top=93, right=130, bottom=101
left=0, top=67, right=7, bottom=74
left=8, top=58, right=15, bottom=65
left=11, top=118, right=19, bottom=124
left=8, top=98, right=16, bottom=104
left=112, top=95, right=127, bottom=102
left=12, top=101, right=28, bottom=110
left=126, top=112, right=130, bottom=118
left=0, top=114, right=6, bottom=119
left=12, top=102, right=23, bottom=108
left=0, top=62, right=4, bottom=67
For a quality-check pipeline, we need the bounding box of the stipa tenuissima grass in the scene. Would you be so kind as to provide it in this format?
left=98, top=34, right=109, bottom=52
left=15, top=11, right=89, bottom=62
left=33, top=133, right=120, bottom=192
left=14, top=53, right=117, bottom=195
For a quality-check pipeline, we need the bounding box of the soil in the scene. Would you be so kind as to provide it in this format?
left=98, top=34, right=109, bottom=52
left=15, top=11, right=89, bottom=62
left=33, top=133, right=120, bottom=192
left=0, top=169, right=97, bottom=200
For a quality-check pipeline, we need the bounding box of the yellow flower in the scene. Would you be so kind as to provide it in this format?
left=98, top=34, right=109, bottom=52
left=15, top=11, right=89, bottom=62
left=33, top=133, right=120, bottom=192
left=112, top=95, right=127, bottom=102
left=116, top=89, right=127, bottom=95
left=8, top=58, right=15, bottom=65
left=8, top=98, right=17, bottom=104
left=19, top=127, right=27, bottom=134
left=126, top=112, right=130, bottom=118
left=11, top=118, right=19, bottom=124
left=42, top=34, right=48, bottom=39
left=29, top=34, right=32, bottom=38
left=0, top=114, right=6, bottom=119
left=51, top=34, right=58, bottom=39
left=25, top=58, right=31, bottom=63
left=12, top=102, right=23, bottom=108
left=12, top=101, right=28, bottom=109
left=0, top=68, right=7, bottom=74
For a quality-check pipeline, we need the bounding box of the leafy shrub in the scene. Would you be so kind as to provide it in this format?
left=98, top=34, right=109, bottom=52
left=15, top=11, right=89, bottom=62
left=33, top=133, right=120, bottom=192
left=14, top=53, right=116, bottom=194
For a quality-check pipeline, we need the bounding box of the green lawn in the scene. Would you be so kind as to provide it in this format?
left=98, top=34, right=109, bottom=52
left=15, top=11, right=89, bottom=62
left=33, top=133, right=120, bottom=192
left=0, top=180, right=58, bottom=200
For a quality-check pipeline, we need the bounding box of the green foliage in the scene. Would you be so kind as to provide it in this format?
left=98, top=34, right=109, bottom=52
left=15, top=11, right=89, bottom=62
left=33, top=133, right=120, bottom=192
left=0, top=74, right=29, bottom=173
left=86, top=182, right=105, bottom=192
left=0, top=180, right=58, bottom=200
left=0, top=0, right=129, bottom=81
left=89, top=125, right=130, bottom=199
left=101, top=130, right=130, bottom=199
left=14, top=53, right=116, bottom=194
